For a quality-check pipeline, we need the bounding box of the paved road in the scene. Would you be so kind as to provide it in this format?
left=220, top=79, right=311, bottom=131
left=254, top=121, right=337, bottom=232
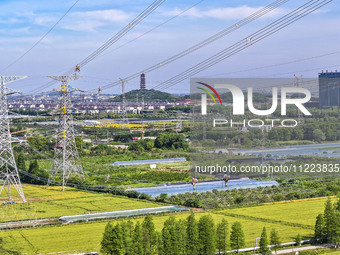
left=0, top=218, right=58, bottom=230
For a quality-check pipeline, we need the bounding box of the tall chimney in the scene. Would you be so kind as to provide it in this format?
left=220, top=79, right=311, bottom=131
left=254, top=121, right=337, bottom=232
left=140, top=73, right=146, bottom=90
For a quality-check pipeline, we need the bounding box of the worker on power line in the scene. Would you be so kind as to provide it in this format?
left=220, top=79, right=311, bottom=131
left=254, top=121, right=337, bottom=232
left=75, top=64, right=80, bottom=73
left=97, top=87, right=102, bottom=97
left=191, top=176, right=198, bottom=190
left=223, top=172, right=230, bottom=187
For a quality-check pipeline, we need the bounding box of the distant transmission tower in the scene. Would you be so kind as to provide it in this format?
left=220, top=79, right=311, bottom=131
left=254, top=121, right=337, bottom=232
left=176, top=111, right=182, bottom=132
left=0, top=76, right=27, bottom=202
left=46, top=76, right=85, bottom=191
left=294, top=75, right=304, bottom=125
left=119, top=78, right=130, bottom=129
left=142, top=95, right=145, bottom=113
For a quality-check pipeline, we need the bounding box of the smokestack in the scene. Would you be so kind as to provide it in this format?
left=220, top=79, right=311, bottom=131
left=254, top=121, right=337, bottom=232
left=140, top=73, right=146, bottom=90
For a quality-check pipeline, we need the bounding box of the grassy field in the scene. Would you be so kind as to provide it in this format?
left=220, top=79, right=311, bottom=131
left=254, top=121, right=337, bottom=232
left=0, top=185, right=161, bottom=222
left=0, top=211, right=313, bottom=254
left=328, top=251, right=340, bottom=254
left=216, top=197, right=338, bottom=227
left=36, top=156, right=191, bottom=187
left=1, top=196, right=334, bottom=254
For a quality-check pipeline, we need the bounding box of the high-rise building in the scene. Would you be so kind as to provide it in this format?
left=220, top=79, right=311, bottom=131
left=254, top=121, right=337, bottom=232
left=140, top=73, right=146, bottom=90
left=319, top=71, right=340, bottom=108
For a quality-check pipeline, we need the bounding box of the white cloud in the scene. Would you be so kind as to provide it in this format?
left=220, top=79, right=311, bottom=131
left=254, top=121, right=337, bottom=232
left=62, top=20, right=105, bottom=32
left=0, top=17, right=21, bottom=24
left=61, top=9, right=131, bottom=32
left=165, top=5, right=286, bottom=20
left=0, top=26, right=32, bottom=36
left=0, top=34, right=53, bottom=45
left=1, top=7, right=131, bottom=32
left=202, top=6, right=263, bottom=20
left=33, top=16, right=56, bottom=26
left=76, top=9, right=130, bottom=22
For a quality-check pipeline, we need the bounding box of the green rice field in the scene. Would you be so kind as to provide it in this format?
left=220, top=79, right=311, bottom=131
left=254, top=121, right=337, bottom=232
left=0, top=185, right=161, bottom=222
left=0, top=189, right=334, bottom=255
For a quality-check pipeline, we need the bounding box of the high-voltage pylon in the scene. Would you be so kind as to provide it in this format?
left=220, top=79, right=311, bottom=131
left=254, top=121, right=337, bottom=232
left=176, top=111, right=182, bottom=133
left=294, top=75, right=304, bottom=125
left=46, top=76, right=85, bottom=191
left=0, top=76, right=27, bottom=202
left=119, top=78, right=130, bottom=129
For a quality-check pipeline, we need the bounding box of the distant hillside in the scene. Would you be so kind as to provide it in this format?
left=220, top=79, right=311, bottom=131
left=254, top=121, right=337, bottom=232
left=106, top=89, right=182, bottom=102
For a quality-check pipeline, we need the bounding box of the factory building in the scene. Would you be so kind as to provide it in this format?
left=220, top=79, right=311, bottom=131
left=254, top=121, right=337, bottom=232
left=319, top=70, right=340, bottom=108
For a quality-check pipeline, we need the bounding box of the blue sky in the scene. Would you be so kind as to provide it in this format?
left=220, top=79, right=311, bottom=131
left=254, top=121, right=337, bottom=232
left=0, top=0, right=339, bottom=94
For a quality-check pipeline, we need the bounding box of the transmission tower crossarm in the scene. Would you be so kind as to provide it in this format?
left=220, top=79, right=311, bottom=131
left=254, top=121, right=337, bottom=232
left=0, top=76, right=27, bottom=85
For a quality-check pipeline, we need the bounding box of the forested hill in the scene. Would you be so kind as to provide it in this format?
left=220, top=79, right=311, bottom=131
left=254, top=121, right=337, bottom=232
left=106, top=89, right=186, bottom=102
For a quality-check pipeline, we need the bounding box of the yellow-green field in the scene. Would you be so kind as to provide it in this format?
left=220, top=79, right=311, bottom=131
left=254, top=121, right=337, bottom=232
left=0, top=211, right=313, bottom=255
left=0, top=185, right=161, bottom=222
left=0, top=190, right=334, bottom=255
left=216, top=197, right=338, bottom=227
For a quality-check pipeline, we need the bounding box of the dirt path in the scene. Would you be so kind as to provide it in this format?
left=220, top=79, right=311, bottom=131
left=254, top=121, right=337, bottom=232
left=274, top=244, right=333, bottom=254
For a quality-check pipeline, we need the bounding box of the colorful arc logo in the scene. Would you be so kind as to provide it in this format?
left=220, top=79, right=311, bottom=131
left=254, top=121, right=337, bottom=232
left=197, top=82, right=223, bottom=106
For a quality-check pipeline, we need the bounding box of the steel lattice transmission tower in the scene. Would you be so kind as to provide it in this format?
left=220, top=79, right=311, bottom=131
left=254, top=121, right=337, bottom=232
left=0, top=76, right=27, bottom=202
left=46, top=76, right=85, bottom=191
left=119, top=78, right=130, bottom=129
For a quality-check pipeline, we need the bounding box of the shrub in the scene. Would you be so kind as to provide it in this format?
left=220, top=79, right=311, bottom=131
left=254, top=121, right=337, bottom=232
left=125, top=190, right=140, bottom=199
left=155, top=193, right=167, bottom=202
left=139, top=193, right=151, bottom=200
left=183, top=198, right=201, bottom=208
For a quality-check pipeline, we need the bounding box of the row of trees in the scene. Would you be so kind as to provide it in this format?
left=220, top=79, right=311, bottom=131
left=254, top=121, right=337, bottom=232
left=16, top=153, right=48, bottom=185
left=24, top=132, right=188, bottom=156
left=192, top=107, right=340, bottom=147
left=267, top=123, right=340, bottom=142
left=154, top=133, right=189, bottom=150
left=128, top=133, right=189, bottom=152
left=313, top=198, right=340, bottom=244
left=193, top=124, right=340, bottom=148
left=101, top=213, right=287, bottom=255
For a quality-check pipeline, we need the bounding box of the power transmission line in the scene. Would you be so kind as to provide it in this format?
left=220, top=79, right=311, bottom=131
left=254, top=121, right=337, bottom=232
left=29, top=0, right=167, bottom=95
left=98, top=0, right=205, bottom=59
left=254, top=64, right=340, bottom=78
left=153, top=0, right=332, bottom=91
left=88, top=0, right=291, bottom=93
left=153, top=0, right=334, bottom=92
left=0, top=0, right=80, bottom=72
left=17, top=166, right=340, bottom=193
left=205, top=51, right=340, bottom=77
left=75, top=0, right=166, bottom=70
